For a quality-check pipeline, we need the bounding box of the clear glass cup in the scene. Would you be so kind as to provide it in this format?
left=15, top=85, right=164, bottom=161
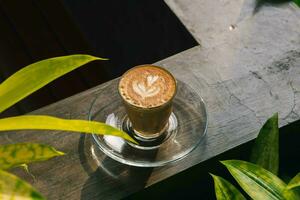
left=118, top=65, right=177, bottom=140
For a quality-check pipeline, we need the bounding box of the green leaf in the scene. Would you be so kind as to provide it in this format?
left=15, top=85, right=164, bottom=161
left=19, top=164, right=36, bottom=181
left=0, top=115, right=137, bottom=144
left=0, top=143, right=64, bottom=170
left=287, top=173, right=300, bottom=190
left=0, top=169, right=44, bottom=199
left=250, top=113, right=279, bottom=175
left=294, top=0, right=300, bottom=7
left=210, top=173, right=246, bottom=200
left=222, top=160, right=299, bottom=200
left=0, top=54, right=106, bottom=113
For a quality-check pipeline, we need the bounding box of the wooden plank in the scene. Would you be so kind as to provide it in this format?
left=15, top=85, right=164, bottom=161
left=0, top=1, right=299, bottom=200
left=165, top=0, right=248, bottom=47
left=1, top=39, right=300, bottom=199
left=165, top=0, right=300, bottom=49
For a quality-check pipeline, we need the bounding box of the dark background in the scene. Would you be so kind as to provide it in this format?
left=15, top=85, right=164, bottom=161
left=0, top=0, right=197, bottom=117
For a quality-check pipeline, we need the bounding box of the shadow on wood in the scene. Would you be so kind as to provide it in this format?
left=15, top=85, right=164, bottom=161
left=78, top=134, right=155, bottom=199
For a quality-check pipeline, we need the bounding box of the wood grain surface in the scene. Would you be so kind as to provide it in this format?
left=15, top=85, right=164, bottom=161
left=0, top=0, right=300, bottom=199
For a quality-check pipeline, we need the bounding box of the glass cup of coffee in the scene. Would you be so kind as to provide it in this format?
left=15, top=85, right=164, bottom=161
left=118, top=65, right=177, bottom=140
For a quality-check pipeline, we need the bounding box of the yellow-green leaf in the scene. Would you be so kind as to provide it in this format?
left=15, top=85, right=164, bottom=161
left=0, top=54, right=106, bottom=113
left=0, top=169, right=44, bottom=199
left=0, top=115, right=137, bottom=143
left=250, top=113, right=279, bottom=175
left=19, top=164, right=36, bottom=180
left=210, top=173, right=246, bottom=200
left=287, top=173, right=300, bottom=190
left=222, top=160, right=299, bottom=200
left=0, top=143, right=64, bottom=170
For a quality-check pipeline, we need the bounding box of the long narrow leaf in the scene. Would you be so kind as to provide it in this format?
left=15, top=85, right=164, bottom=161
left=210, top=174, right=246, bottom=200
left=287, top=173, right=300, bottom=190
left=222, top=160, right=299, bottom=200
left=250, top=113, right=279, bottom=175
left=0, top=115, right=137, bottom=143
left=0, top=54, right=106, bottom=113
left=0, top=169, right=44, bottom=199
left=0, top=143, right=64, bottom=170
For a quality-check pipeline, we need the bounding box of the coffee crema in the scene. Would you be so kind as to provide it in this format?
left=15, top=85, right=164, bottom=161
left=119, top=65, right=176, bottom=108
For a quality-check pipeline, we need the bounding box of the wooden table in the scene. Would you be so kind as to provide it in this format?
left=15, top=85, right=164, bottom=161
left=1, top=1, right=300, bottom=199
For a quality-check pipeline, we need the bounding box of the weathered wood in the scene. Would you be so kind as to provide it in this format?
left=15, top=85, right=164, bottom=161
left=0, top=1, right=300, bottom=199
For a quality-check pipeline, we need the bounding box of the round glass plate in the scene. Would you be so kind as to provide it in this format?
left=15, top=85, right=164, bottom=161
left=88, top=80, right=208, bottom=167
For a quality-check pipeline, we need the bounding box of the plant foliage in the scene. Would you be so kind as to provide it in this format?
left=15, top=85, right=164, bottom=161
left=211, top=173, right=246, bottom=200
left=0, top=169, right=45, bottom=200
left=287, top=173, right=300, bottom=190
left=222, top=160, right=298, bottom=200
left=250, top=113, right=279, bottom=175
left=0, top=55, right=135, bottom=199
left=0, top=143, right=64, bottom=170
left=212, top=114, right=300, bottom=200
left=0, top=115, right=136, bottom=143
left=0, top=55, right=106, bottom=113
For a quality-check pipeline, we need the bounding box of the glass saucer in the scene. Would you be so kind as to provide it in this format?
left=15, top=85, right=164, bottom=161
left=88, top=79, right=208, bottom=167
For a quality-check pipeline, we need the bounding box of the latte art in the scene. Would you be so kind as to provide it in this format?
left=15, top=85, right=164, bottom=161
left=119, top=65, right=176, bottom=108
left=147, top=75, right=159, bottom=86
left=132, top=75, right=161, bottom=99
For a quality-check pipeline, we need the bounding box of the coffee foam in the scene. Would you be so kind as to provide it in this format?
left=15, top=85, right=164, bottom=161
left=119, top=65, right=176, bottom=108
